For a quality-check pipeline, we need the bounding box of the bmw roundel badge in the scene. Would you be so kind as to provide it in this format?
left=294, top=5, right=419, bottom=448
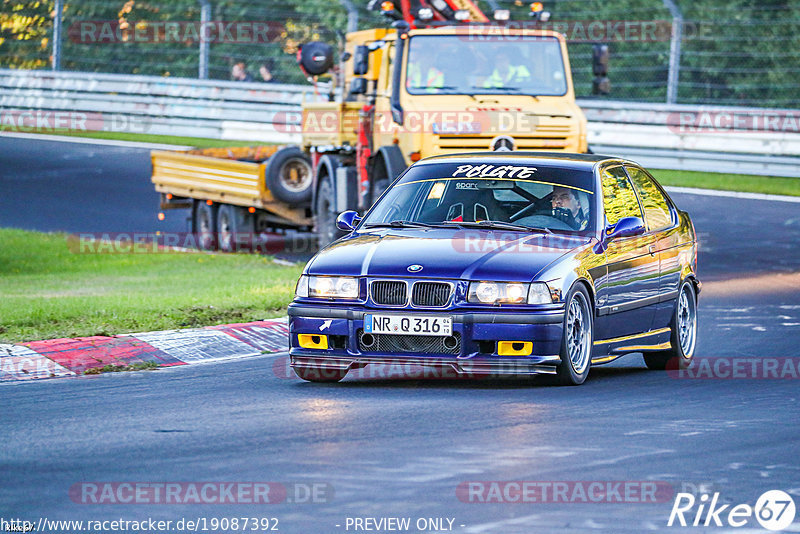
left=407, top=264, right=423, bottom=273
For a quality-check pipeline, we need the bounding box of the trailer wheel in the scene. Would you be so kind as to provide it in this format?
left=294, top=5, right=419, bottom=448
left=264, top=146, right=313, bottom=204
left=193, top=200, right=217, bottom=251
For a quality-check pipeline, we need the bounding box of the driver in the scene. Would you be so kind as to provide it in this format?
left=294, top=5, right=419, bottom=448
left=483, top=47, right=531, bottom=88
left=551, top=186, right=588, bottom=230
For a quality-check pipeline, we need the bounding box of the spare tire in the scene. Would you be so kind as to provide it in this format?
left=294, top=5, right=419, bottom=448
left=264, top=146, right=313, bottom=204
left=298, top=41, right=334, bottom=76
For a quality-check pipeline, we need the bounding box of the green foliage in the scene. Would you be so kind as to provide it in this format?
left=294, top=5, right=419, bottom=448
left=0, top=0, right=797, bottom=106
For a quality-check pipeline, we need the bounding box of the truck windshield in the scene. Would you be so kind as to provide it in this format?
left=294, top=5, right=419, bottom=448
left=405, top=35, right=568, bottom=96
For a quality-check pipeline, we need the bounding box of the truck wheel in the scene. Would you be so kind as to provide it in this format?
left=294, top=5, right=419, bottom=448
left=265, top=146, right=313, bottom=204
left=193, top=200, right=217, bottom=251
left=216, top=204, right=251, bottom=253
left=315, top=177, right=341, bottom=248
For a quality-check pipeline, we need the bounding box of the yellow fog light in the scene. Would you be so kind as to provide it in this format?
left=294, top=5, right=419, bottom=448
left=298, top=334, right=328, bottom=350
left=497, top=341, right=532, bottom=356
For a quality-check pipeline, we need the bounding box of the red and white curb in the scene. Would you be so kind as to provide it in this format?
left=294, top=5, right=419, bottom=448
left=0, top=318, right=289, bottom=382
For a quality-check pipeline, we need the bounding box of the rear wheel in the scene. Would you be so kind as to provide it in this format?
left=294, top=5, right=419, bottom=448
left=293, top=365, right=348, bottom=383
left=216, top=204, right=251, bottom=253
left=644, top=280, right=697, bottom=370
left=553, top=285, right=593, bottom=386
left=193, top=200, right=217, bottom=251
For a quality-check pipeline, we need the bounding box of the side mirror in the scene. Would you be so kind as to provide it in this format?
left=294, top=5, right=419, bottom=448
left=336, top=210, right=362, bottom=232
left=349, top=77, right=367, bottom=95
left=594, top=216, right=645, bottom=253
left=353, top=45, right=369, bottom=75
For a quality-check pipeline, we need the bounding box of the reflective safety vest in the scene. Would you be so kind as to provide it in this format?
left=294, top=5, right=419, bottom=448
left=483, top=64, right=531, bottom=88
left=407, top=64, right=445, bottom=90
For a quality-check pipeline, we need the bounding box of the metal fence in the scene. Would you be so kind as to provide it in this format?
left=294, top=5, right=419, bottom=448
left=3, top=68, right=800, bottom=177
left=1, top=1, right=799, bottom=108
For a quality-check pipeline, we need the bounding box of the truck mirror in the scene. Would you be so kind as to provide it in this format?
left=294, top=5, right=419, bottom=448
left=298, top=41, right=334, bottom=76
left=592, top=44, right=610, bottom=95
left=353, top=45, right=369, bottom=75
left=592, top=43, right=609, bottom=77
left=349, top=77, right=367, bottom=95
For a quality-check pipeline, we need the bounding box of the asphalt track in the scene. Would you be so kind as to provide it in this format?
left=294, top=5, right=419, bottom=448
left=2, top=136, right=800, bottom=533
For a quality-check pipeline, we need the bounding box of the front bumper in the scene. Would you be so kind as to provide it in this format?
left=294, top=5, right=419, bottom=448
left=288, top=303, right=564, bottom=377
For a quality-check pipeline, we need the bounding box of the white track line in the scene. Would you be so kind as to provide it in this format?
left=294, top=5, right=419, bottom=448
left=666, top=186, right=800, bottom=203
left=0, top=131, right=194, bottom=150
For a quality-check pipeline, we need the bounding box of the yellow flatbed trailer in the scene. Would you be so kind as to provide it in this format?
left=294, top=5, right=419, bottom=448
left=151, top=146, right=313, bottom=251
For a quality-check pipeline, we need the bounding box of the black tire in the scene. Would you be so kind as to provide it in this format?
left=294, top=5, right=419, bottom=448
left=369, top=148, right=406, bottom=206
left=293, top=365, right=348, bottom=383
left=193, top=200, right=217, bottom=251
left=315, top=177, right=343, bottom=248
left=264, top=146, right=313, bottom=204
left=370, top=157, right=390, bottom=207
left=644, top=280, right=697, bottom=370
left=553, top=284, right=593, bottom=386
left=216, top=204, right=252, bottom=253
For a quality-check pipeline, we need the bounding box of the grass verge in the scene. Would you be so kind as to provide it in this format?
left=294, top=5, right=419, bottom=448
left=651, top=169, right=799, bottom=197
left=0, top=127, right=263, bottom=149
left=84, top=361, right=159, bottom=375
left=0, top=228, right=303, bottom=343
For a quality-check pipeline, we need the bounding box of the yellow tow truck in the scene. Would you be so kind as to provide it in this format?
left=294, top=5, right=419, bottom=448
left=152, top=0, right=588, bottom=250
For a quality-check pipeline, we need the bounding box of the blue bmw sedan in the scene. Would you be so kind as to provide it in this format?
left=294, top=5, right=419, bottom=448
left=289, top=153, right=700, bottom=385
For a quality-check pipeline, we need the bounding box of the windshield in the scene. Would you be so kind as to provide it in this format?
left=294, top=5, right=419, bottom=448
left=361, top=162, right=596, bottom=235
left=405, top=35, right=568, bottom=96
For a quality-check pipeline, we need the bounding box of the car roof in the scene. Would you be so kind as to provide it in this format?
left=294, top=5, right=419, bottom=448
left=415, top=151, right=632, bottom=171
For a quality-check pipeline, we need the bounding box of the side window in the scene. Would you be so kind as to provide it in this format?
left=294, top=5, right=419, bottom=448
left=625, top=167, right=673, bottom=231
left=600, top=166, right=642, bottom=225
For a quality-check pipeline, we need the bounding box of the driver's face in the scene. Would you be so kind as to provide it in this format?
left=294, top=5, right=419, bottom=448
left=551, top=188, right=578, bottom=214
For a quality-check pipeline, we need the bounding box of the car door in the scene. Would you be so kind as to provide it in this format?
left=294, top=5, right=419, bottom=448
left=596, top=165, right=659, bottom=340
left=625, top=165, right=681, bottom=331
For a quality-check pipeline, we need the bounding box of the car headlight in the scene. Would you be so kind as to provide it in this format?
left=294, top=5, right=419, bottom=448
left=527, top=282, right=553, bottom=304
left=295, top=275, right=309, bottom=298
left=467, top=281, right=555, bottom=304
left=296, top=275, right=359, bottom=300
left=468, top=281, right=529, bottom=304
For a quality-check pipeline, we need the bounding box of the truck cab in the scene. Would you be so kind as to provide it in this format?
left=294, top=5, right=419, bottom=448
left=301, top=23, right=588, bottom=244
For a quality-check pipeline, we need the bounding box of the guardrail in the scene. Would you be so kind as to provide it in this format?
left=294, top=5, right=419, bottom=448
left=2, top=69, right=799, bottom=177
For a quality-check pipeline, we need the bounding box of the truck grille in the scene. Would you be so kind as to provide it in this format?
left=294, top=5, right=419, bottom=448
left=359, top=330, right=461, bottom=355
left=411, top=282, right=452, bottom=307
left=370, top=280, right=407, bottom=305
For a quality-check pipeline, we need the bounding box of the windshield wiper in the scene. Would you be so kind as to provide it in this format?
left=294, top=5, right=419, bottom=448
left=363, top=220, right=436, bottom=229
left=440, top=220, right=553, bottom=234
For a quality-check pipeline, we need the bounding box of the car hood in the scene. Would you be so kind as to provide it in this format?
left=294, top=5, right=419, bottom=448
left=306, top=228, right=591, bottom=282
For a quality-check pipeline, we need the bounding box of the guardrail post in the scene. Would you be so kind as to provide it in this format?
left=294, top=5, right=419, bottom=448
left=663, top=0, right=683, bottom=104
left=52, top=0, right=63, bottom=70
left=198, top=0, right=212, bottom=79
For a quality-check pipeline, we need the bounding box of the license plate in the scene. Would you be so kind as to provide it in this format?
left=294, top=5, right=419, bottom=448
left=364, top=314, right=452, bottom=336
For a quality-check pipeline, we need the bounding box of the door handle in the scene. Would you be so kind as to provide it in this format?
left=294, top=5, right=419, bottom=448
left=648, top=245, right=657, bottom=256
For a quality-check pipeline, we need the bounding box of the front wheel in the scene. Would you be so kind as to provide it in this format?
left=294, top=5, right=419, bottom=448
left=644, top=280, right=697, bottom=370
left=553, top=285, right=593, bottom=386
left=315, top=177, right=343, bottom=248
left=293, top=365, right=348, bottom=383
